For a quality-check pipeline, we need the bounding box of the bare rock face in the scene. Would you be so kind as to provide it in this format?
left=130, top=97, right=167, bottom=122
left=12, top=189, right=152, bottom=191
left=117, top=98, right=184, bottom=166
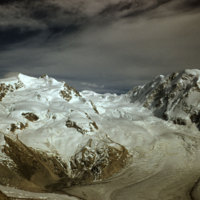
left=2, top=135, right=67, bottom=191
left=60, top=83, right=81, bottom=102
left=129, top=69, right=200, bottom=130
left=22, top=113, right=39, bottom=122
left=69, top=139, right=129, bottom=185
left=0, top=80, right=24, bottom=101
left=1, top=135, right=129, bottom=194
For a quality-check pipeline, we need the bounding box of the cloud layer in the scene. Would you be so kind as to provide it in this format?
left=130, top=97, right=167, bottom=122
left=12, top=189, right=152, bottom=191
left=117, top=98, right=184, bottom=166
left=0, top=0, right=200, bottom=93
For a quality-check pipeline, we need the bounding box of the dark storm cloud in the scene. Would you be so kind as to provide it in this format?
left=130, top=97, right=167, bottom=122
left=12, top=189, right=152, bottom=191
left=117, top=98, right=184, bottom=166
left=0, top=0, right=200, bottom=93
left=99, top=0, right=170, bottom=18
left=0, top=0, right=87, bottom=48
left=0, top=0, right=192, bottom=46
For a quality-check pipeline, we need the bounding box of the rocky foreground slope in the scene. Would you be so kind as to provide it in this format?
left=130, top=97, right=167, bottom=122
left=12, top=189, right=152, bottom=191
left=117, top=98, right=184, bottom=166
left=0, top=70, right=200, bottom=200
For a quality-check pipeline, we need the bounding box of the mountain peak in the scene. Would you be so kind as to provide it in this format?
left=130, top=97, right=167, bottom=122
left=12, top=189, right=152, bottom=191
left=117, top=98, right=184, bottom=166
left=129, top=68, right=200, bottom=130
left=17, top=73, right=37, bottom=86
left=185, top=68, right=200, bottom=76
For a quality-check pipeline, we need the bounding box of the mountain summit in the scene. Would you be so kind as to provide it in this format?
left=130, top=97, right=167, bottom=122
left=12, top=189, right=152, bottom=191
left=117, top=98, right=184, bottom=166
left=0, top=73, right=131, bottom=199
left=129, top=69, right=200, bottom=130
left=0, top=71, right=200, bottom=200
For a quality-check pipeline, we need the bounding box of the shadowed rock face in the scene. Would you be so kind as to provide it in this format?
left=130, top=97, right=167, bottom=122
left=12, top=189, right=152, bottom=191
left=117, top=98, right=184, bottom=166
left=60, top=83, right=81, bottom=102
left=70, top=139, right=129, bottom=184
left=22, top=113, right=39, bottom=122
left=0, top=81, right=24, bottom=101
left=1, top=136, right=129, bottom=194
left=9, top=122, right=28, bottom=133
left=129, top=69, right=200, bottom=130
left=2, top=136, right=67, bottom=190
left=66, top=120, right=98, bottom=135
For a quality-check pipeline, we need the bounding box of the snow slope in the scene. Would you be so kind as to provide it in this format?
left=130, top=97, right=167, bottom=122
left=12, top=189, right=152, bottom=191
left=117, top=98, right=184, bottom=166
left=0, top=74, right=100, bottom=160
left=0, top=71, right=200, bottom=200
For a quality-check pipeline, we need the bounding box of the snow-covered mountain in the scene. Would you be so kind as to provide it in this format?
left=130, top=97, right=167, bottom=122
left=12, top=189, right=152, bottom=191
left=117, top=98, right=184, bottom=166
left=0, top=71, right=200, bottom=200
left=129, top=69, right=200, bottom=130
left=0, top=73, right=133, bottom=199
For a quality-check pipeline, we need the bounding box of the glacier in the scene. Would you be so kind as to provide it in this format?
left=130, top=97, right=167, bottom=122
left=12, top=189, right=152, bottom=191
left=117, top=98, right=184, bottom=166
left=0, top=70, right=200, bottom=200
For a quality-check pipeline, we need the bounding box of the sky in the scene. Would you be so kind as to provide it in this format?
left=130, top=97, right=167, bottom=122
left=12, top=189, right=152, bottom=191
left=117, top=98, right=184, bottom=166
left=0, top=0, right=200, bottom=93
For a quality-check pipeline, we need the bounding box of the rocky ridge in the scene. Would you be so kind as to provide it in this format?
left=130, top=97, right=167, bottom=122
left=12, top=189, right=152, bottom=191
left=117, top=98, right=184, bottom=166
left=129, top=69, right=200, bottom=130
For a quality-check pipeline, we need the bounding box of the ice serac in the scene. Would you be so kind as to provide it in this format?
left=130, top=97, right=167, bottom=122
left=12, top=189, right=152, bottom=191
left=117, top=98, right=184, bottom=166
left=129, top=69, right=200, bottom=130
